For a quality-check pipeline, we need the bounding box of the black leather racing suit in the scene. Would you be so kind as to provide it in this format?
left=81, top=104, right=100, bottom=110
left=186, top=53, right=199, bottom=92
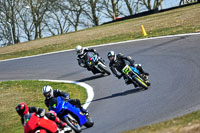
left=21, top=107, right=45, bottom=125
left=45, top=89, right=87, bottom=114
left=109, top=53, right=134, bottom=79
left=77, top=48, right=98, bottom=68
left=21, top=106, right=67, bottom=128
left=109, top=53, right=147, bottom=86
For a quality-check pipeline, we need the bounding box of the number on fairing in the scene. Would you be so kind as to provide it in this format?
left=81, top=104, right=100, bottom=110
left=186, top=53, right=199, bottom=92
left=122, top=65, right=131, bottom=75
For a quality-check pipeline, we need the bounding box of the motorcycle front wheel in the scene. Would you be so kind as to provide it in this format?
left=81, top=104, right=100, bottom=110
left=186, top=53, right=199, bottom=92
left=98, top=64, right=111, bottom=75
left=84, top=117, right=94, bottom=128
left=134, top=76, right=148, bottom=90
left=64, top=115, right=82, bottom=133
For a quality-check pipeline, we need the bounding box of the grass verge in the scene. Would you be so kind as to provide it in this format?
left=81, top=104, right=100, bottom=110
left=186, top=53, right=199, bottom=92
left=0, top=80, right=87, bottom=133
left=123, top=110, right=200, bottom=133
left=0, top=4, right=200, bottom=60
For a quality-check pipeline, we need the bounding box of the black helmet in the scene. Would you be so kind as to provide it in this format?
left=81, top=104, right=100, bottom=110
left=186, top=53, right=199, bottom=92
left=107, top=51, right=116, bottom=61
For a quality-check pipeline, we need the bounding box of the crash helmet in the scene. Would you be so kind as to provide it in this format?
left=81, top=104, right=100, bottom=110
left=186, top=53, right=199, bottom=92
left=16, top=102, right=29, bottom=116
left=42, top=85, right=54, bottom=99
left=75, top=45, right=84, bottom=55
left=107, top=51, right=116, bottom=61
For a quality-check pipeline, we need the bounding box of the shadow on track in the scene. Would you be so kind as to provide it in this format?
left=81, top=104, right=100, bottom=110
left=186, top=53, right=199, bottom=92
left=92, top=88, right=144, bottom=102
left=76, top=74, right=109, bottom=82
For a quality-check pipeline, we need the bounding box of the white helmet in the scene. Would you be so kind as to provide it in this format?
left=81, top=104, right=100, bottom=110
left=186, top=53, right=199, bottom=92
left=107, top=51, right=116, bottom=61
left=42, top=85, right=53, bottom=99
left=75, top=45, right=84, bottom=55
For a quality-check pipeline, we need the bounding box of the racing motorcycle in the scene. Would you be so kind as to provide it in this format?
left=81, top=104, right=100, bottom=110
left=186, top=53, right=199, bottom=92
left=49, top=96, right=94, bottom=133
left=24, top=112, right=71, bottom=133
left=86, top=52, right=111, bottom=75
left=122, top=65, right=150, bottom=90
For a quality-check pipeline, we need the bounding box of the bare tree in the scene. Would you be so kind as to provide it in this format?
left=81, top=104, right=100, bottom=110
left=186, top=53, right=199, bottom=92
left=83, top=0, right=103, bottom=26
left=67, top=0, right=85, bottom=31
left=123, top=0, right=141, bottom=15
left=15, top=1, right=34, bottom=41
left=0, top=0, right=21, bottom=45
left=43, top=0, right=71, bottom=35
left=24, top=0, right=57, bottom=39
left=102, top=0, right=123, bottom=20
left=179, top=0, right=197, bottom=5
left=139, top=0, right=163, bottom=10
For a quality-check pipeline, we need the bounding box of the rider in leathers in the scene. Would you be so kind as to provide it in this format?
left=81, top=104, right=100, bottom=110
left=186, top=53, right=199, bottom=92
left=42, top=85, right=89, bottom=116
left=107, top=51, right=149, bottom=88
left=75, top=45, right=104, bottom=74
left=16, top=102, right=68, bottom=128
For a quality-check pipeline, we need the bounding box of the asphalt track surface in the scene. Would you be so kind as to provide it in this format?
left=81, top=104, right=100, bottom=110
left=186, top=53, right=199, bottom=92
left=0, top=33, right=200, bottom=133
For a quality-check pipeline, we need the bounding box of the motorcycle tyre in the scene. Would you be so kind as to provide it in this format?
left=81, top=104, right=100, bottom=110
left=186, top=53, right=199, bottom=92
left=133, top=76, right=148, bottom=90
left=98, top=64, right=111, bottom=75
left=84, top=117, right=94, bottom=128
left=64, top=116, right=82, bottom=133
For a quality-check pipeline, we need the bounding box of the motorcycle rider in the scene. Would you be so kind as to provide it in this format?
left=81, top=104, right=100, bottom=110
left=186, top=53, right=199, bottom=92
left=107, top=51, right=149, bottom=87
left=15, top=102, right=68, bottom=128
left=42, top=85, right=89, bottom=116
left=75, top=45, right=104, bottom=74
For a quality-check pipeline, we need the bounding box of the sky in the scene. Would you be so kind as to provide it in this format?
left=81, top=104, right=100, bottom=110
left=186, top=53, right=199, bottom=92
left=162, top=0, right=180, bottom=9
left=0, top=0, right=194, bottom=47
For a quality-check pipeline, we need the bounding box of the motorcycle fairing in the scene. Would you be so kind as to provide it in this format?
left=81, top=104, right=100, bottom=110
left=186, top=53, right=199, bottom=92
left=53, top=97, right=87, bottom=126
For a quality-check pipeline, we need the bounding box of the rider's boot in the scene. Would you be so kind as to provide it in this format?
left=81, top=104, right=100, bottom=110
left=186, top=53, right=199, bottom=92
left=136, top=65, right=149, bottom=76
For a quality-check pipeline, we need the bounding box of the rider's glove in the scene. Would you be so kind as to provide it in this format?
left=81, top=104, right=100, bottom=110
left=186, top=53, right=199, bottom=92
left=39, top=110, right=45, bottom=118
left=65, top=94, right=70, bottom=100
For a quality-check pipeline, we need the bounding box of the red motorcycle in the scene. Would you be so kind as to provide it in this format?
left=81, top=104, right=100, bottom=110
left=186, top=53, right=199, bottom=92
left=24, top=113, right=71, bottom=133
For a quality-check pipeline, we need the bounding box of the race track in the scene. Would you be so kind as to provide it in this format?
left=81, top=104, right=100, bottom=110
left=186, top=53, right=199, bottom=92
left=0, top=33, right=200, bottom=133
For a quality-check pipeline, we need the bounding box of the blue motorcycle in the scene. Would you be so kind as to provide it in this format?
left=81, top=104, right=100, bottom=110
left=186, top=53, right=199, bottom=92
left=48, top=97, right=94, bottom=133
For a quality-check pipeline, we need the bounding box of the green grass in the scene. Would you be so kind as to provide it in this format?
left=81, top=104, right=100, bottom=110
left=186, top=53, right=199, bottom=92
left=0, top=3, right=200, bottom=133
left=123, top=110, right=200, bottom=133
left=0, top=25, right=199, bottom=60
left=0, top=3, right=200, bottom=60
left=0, top=80, right=87, bottom=133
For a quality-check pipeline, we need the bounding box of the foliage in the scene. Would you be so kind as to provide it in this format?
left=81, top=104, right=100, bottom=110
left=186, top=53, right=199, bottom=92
left=0, top=80, right=87, bottom=133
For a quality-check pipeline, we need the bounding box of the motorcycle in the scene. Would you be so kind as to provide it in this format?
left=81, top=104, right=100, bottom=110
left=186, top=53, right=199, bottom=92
left=86, top=52, right=111, bottom=75
left=122, top=65, right=150, bottom=90
left=49, top=96, right=94, bottom=133
left=24, top=112, right=71, bottom=133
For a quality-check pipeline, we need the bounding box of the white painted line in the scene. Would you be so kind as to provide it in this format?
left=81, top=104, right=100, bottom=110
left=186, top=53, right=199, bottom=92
left=1, top=32, right=200, bottom=63
left=39, top=79, right=94, bottom=109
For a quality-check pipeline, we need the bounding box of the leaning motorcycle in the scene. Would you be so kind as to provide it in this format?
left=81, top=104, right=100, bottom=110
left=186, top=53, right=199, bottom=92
left=86, top=52, right=111, bottom=75
left=122, top=65, right=150, bottom=90
left=24, top=112, right=71, bottom=133
left=49, top=96, right=94, bottom=133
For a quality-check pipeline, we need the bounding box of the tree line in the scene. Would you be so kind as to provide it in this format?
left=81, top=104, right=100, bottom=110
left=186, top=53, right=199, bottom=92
left=0, top=0, right=197, bottom=47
